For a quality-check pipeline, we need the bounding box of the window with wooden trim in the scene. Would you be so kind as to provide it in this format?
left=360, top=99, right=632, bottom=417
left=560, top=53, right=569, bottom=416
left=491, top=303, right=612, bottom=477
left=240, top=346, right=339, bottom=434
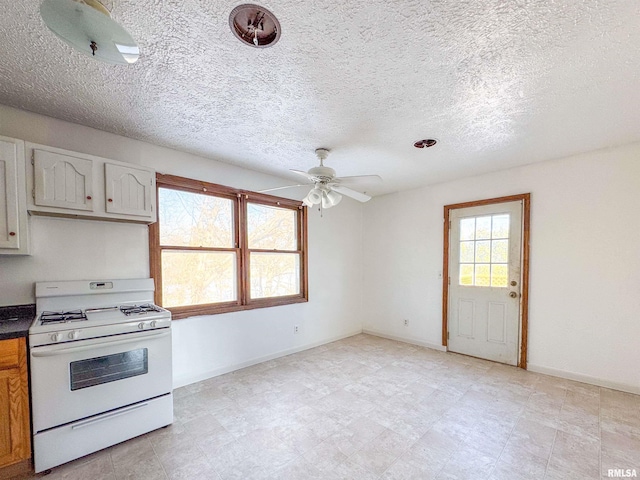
left=149, top=174, right=308, bottom=319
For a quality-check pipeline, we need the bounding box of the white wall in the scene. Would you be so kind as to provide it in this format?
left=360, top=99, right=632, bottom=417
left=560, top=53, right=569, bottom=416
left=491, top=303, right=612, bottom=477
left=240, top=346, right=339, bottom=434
left=362, top=143, right=640, bottom=393
left=0, top=104, right=364, bottom=387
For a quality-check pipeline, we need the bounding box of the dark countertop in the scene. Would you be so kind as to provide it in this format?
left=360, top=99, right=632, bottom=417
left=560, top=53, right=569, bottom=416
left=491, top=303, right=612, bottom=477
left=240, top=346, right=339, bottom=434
left=0, top=304, right=35, bottom=340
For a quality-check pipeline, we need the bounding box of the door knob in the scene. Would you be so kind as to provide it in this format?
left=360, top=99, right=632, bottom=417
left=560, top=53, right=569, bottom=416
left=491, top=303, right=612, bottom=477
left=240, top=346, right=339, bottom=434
left=509, top=291, right=518, bottom=298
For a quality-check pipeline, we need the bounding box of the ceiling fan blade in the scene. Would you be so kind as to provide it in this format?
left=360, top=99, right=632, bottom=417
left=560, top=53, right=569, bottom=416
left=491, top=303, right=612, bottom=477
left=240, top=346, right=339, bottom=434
left=290, top=169, right=315, bottom=181
left=334, top=174, right=383, bottom=185
left=258, top=184, right=309, bottom=193
left=331, top=185, right=372, bottom=202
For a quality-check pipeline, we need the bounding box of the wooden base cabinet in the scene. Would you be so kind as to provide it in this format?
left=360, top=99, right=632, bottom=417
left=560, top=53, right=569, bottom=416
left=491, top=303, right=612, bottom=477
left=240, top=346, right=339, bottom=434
left=0, top=338, right=31, bottom=476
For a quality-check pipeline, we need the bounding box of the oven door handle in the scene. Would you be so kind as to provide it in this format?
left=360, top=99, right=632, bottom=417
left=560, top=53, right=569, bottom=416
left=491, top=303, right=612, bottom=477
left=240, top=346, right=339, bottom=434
left=31, top=330, right=170, bottom=357
left=71, top=402, right=149, bottom=430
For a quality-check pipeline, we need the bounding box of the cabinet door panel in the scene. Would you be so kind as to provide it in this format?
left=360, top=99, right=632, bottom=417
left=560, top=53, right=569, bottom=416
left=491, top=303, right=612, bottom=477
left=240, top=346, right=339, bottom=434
left=0, top=140, right=20, bottom=249
left=105, top=163, right=153, bottom=218
left=34, top=150, right=93, bottom=211
left=0, top=373, right=11, bottom=462
left=0, top=338, right=30, bottom=468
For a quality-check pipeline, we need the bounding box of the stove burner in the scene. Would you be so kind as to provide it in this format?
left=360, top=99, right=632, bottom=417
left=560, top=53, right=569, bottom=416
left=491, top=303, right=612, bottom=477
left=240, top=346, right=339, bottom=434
left=119, top=304, right=162, bottom=316
left=40, top=310, right=87, bottom=325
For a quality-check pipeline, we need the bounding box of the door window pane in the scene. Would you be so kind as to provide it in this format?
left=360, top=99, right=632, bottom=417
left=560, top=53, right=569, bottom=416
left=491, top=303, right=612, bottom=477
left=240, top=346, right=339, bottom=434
left=491, top=239, right=509, bottom=263
left=491, top=264, right=508, bottom=287
left=475, top=241, right=491, bottom=263
left=162, top=251, right=237, bottom=307
left=459, top=242, right=475, bottom=263
left=247, top=203, right=297, bottom=250
left=159, top=188, right=234, bottom=248
left=250, top=252, right=300, bottom=299
left=460, top=218, right=475, bottom=241
left=475, top=264, right=490, bottom=286
left=475, top=216, right=492, bottom=240
left=459, top=264, right=474, bottom=286
left=458, top=213, right=511, bottom=287
left=492, top=214, right=510, bottom=238
left=70, top=349, right=148, bottom=391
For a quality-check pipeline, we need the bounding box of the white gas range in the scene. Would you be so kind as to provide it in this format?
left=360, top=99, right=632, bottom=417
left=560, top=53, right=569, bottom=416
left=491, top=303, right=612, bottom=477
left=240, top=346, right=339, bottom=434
left=29, top=278, right=173, bottom=474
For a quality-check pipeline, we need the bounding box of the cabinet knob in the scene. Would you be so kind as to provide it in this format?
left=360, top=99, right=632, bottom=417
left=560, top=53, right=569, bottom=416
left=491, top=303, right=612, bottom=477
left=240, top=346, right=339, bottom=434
left=108, top=198, right=113, bottom=202
left=86, top=195, right=92, bottom=200
left=9, top=232, right=16, bottom=236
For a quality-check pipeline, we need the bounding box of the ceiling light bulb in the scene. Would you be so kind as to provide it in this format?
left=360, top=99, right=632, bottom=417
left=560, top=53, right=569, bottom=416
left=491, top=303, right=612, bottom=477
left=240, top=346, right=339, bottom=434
left=253, top=30, right=259, bottom=46
left=326, top=190, right=342, bottom=207
left=40, top=0, right=140, bottom=64
left=307, top=188, right=322, bottom=205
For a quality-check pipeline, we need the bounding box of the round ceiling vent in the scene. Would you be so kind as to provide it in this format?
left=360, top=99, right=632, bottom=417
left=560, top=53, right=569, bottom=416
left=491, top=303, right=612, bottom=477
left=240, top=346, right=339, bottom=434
left=229, top=4, right=281, bottom=48
left=414, top=139, right=438, bottom=148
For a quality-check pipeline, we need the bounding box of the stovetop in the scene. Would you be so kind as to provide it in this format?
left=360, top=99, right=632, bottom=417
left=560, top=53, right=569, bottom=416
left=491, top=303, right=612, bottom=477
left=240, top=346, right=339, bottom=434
left=30, top=304, right=171, bottom=347
left=30, top=279, right=172, bottom=347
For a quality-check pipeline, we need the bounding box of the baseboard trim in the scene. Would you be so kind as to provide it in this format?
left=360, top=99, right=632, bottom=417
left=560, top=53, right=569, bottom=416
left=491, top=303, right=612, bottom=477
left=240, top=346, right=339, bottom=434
left=528, top=363, right=640, bottom=395
left=362, top=329, right=447, bottom=352
left=173, top=329, right=363, bottom=389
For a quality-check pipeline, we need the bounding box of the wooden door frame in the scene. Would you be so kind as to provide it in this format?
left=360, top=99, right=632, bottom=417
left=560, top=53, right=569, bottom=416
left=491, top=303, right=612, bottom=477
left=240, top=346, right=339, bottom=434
left=442, top=193, right=531, bottom=369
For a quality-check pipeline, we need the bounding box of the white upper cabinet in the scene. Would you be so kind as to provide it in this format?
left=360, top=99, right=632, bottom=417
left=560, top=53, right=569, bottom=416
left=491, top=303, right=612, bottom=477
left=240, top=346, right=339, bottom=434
left=0, top=136, right=29, bottom=255
left=27, top=143, right=156, bottom=224
left=105, top=163, right=154, bottom=218
left=33, top=149, right=94, bottom=211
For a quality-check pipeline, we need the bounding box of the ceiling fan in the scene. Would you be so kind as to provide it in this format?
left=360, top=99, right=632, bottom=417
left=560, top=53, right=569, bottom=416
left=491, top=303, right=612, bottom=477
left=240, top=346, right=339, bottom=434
left=261, top=149, right=382, bottom=209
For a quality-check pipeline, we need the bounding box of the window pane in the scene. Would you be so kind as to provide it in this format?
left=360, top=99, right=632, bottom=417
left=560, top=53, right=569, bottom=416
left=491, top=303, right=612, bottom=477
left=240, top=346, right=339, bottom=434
left=250, top=252, right=300, bottom=299
left=492, top=214, right=510, bottom=239
left=475, top=264, right=490, bottom=286
left=159, top=188, right=233, bottom=248
left=460, top=241, right=475, bottom=263
left=247, top=203, right=297, bottom=250
left=491, top=239, right=509, bottom=263
left=162, top=251, right=237, bottom=307
left=475, top=240, right=491, bottom=263
left=460, top=218, right=475, bottom=241
left=491, top=264, right=508, bottom=287
left=475, top=216, right=492, bottom=240
left=459, top=264, right=474, bottom=286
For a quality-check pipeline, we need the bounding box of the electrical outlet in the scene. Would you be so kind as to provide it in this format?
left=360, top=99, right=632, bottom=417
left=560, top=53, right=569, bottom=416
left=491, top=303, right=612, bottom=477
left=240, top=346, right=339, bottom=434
left=403, top=319, right=409, bottom=327
left=294, top=325, right=300, bottom=334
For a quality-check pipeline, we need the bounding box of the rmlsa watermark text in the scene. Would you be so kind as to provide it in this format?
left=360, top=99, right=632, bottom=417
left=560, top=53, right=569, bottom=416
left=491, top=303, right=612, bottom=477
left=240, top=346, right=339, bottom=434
left=608, top=469, right=638, bottom=478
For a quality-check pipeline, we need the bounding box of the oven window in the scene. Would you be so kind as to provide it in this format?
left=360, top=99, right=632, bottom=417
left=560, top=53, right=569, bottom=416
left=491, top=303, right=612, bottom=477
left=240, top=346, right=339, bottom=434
left=70, top=348, right=148, bottom=391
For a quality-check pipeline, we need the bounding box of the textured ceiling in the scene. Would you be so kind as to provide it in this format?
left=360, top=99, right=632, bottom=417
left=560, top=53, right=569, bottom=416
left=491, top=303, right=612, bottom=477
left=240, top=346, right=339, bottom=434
left=1, top=0, right=639, bottom=196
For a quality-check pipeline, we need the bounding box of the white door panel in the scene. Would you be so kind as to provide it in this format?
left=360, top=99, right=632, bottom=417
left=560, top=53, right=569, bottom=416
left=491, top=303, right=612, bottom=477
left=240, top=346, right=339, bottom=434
left=448, top=201, right=522, bottom=365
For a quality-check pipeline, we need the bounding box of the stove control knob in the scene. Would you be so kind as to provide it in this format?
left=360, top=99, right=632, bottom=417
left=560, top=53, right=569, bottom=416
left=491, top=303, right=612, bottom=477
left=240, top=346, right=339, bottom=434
left=68, top=331, right=80, bottom=340
left=51, top=333, right=63, bottom=342
left=150, top=320, right=157, bottom=328
left=138, top=322, right=145, bottom=330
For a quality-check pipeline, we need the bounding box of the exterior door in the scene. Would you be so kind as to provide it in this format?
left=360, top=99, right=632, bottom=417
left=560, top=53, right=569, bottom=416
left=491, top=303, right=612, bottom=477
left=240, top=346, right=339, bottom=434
left=448, top=200, right=523, bottom=365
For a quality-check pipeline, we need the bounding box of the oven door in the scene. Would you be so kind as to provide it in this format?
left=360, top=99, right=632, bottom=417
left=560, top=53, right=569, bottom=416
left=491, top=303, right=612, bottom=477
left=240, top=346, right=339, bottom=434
left=30, top=328, right=172, bottom=433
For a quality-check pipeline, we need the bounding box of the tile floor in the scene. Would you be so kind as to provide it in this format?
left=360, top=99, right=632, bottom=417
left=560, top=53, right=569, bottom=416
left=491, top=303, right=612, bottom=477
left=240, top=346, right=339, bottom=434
left=18, top=334, right=640, bottom=480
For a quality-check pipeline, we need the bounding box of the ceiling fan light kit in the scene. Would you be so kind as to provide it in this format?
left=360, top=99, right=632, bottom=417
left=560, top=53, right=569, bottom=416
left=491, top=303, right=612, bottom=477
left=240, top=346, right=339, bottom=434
left=40, top=0, right=140, bottom=64
left=261, top=148, right=382, bottom=212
